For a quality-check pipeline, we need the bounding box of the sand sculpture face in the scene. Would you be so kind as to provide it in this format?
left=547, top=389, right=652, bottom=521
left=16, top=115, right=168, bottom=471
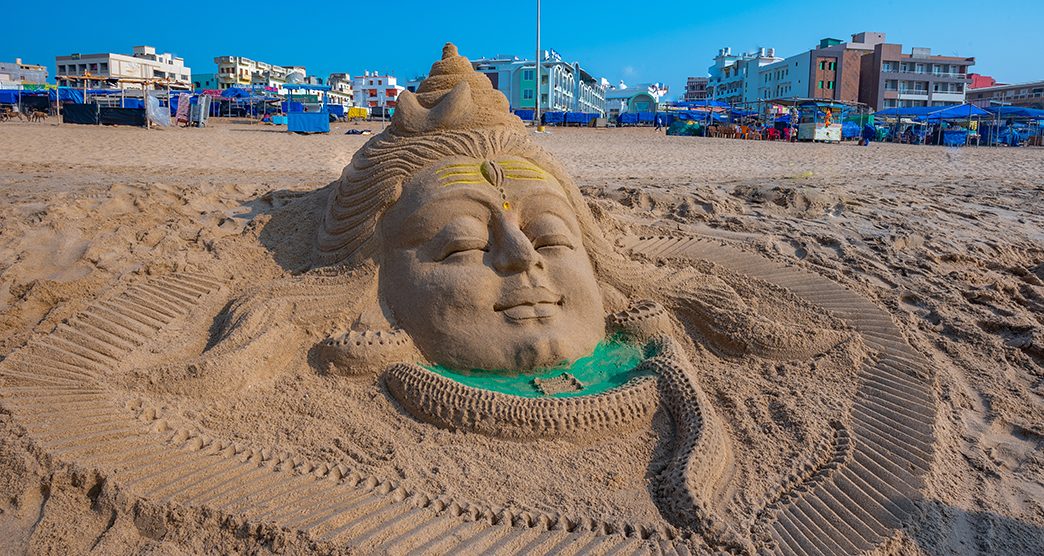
left=378, top=156, right=605, bottom=370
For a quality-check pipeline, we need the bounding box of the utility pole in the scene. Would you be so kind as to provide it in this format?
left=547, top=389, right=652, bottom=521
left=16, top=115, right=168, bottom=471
left=535, top=0, right=544, bottom=132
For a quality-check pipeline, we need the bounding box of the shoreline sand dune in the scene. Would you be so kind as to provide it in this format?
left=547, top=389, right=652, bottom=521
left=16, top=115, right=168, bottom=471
left=0, top=121, right=1041, bottom=555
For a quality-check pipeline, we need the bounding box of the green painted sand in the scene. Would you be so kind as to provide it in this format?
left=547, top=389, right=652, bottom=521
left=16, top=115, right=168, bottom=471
left=424, top=337, right=648, bottom=398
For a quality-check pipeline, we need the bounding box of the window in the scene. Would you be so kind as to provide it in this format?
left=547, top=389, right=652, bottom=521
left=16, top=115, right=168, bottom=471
left=58, top=65, right=66, bottom=73
left=830, top=62, right=836, bottom=70
left=522, top=69, right=534, bottom=80
left=827, top=81, right=834, bottom=90
left=100, top=62, right=108, bottom=71
left=818, top=80, right=824, bottom=89
left=523, top=88, right=533, bottom=100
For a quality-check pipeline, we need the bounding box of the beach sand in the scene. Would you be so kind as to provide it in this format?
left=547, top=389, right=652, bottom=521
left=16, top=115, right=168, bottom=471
left=0, top=119, right=1041, bottom=554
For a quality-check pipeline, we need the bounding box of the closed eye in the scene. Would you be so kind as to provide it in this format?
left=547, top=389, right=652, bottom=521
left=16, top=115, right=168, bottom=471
left=436, top=238, right=489, bottom=261
left=532, top=234, right=574, bottom=251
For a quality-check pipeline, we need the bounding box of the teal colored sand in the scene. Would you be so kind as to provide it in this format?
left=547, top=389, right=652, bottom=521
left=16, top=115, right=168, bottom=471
left=424, top=337, right=648, bottom=398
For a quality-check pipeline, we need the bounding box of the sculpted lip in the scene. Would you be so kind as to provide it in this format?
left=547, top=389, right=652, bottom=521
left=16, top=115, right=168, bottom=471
left=494, top=290, right=564, bottom=321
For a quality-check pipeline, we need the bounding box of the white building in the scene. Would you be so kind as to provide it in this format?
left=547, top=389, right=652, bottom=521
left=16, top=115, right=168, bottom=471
left=471, top=50, right=607, bottom=115
left=352, top=72, right=404, bottom=109
left=213, top=56, right=306, bottom=90
left=327, top=73, right=354, bottom=108
left=0, top=58, right=48, bottom=86
left=706, top=47, right=781, bottom=105
left=967, top=80, right=1044, bottom=109
left=56, top=46, right=190, bottom=88
left=604, top=81, right=669, bottom=118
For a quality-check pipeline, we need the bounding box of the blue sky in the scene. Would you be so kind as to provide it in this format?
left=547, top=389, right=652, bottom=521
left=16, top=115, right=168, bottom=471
left=4, top=0, right=1041, bottom=98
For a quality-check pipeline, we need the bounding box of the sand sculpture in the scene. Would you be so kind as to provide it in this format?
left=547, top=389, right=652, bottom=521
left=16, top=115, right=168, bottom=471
left=0, top=44, right=937, bottom=555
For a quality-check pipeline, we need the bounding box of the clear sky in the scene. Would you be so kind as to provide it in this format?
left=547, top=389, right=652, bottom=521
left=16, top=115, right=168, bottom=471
left=3, top=0, right=1041, bottom=98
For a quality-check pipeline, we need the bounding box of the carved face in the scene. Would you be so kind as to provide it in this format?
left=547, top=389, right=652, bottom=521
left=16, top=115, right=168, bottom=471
left=378, top=156, right=605, bottom=371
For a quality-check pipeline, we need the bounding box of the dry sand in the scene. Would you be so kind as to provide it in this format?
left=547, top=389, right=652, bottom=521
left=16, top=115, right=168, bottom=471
left=0, top=119, right=1041, bottom=555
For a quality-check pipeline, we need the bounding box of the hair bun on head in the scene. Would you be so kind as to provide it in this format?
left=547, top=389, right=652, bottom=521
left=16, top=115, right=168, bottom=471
left=390, top=43, right=521, bottom=136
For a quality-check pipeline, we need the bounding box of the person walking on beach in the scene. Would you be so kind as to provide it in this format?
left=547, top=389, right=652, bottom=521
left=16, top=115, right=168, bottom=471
left=654, top=114, right=663, bottom=132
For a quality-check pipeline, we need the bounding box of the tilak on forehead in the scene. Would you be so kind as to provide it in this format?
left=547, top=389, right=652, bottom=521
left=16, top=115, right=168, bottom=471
left=435, top=159, right=548, bottom=210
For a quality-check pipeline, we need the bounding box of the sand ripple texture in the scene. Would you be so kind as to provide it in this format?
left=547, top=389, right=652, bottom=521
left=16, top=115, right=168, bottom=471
left=0, top=122, right=1041, bottom=555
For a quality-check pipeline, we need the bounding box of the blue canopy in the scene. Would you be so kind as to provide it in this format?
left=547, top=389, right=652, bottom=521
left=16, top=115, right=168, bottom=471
left=874, top=104, right=988, bottom=120
left=221, top=87, right=252, bottom=98
left=671, top=100, right=730, bottom=109
left=984, top=106, right=1044, bottom=120
left=922, top=104, right=988, bottom=121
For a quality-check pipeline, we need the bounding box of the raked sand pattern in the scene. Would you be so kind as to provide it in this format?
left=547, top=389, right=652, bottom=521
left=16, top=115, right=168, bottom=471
left=2, top=235, right=933, bottom=555
left=0, top=46, right=1040, bottom=556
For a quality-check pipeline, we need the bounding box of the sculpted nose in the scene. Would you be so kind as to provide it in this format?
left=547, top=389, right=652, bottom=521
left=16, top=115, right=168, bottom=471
left=492, top=218, right=540, bottom=274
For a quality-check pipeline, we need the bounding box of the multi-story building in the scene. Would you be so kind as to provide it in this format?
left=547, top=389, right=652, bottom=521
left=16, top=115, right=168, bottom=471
left=757, top=32, right=885, bottom=103
left=352, top=72, right=404, bottom=109
left=707, top=47, right=782, bottom=105
left=706, top=32, right=974, bottom=110
left=213, top=56, right=305, bottom=90
left=604, top=81, right=669, bottom=118
left=683, top=76, right=708, bottom=101
left=327, top=73, right=354, bottom=108
left=0, top=58, right=48, bottom=85
left=471, top=49, right=607, bottom=115
left=860, top=44, right=974, bottom=110
left=192, top=73, right=219, bottom=90
left=967, top=80, right=1044, bottom=109
left=56, top=46, right=190, bottom=88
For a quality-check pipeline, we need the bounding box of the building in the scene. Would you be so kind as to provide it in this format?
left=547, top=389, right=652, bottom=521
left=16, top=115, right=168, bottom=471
left=604, top=81, right=668, bottom=118
left=757, top=32, right=886, bottom=104
left=967, top=80, right=1044, bottom=109
left=192, top=73, right=219, bottom=90
left=683, top=76, right=708, bottom=101
left=404, top=75, right=426, bottom=93
left=705, top=32, right=974, bottom=110
left=859, top=43, right=974, bottom=110
left=213, top=56, right=305, bottom=90
left=968, top=73, right=999, bottom=89
left=327, top=73, right=354, bottom=108
left=471, top=49, right=607, bottom=115
left=707, top=47, right=782, bottom=105
left=0, top=58, right=48, bottom=85
left=352, top=72, right=404, bottom=109
left=56, top=46, right=190, bottom=88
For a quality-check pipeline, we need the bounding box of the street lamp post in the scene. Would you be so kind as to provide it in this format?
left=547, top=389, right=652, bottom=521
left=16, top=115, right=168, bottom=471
left=535, top=0, right=543, bottom=132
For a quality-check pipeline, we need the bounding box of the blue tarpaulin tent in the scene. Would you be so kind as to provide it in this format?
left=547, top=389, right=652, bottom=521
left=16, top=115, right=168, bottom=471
left=283, top=84, right=330, bottom=134
left=671, top=100, right=730, bottom=109
left=873, top=104, right=988, bottom=121
left=221, top=87, right=252, bottom=99
left=984, top=106, right=1044, bottom=120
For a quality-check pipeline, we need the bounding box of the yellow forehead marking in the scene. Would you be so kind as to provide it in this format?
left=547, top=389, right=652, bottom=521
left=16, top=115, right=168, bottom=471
left=498, top=160, right=547, bottom=182
left=437, top=163, right=484, bottom=187
left=433, top=160, right=548, bottom=213
left=437, top=170, right=483, bottom=178
left=502, top=174, right=546, bottom=181
left=436, top=163, right=480, bottom=174
left=440, top=179, right=487, bottom=187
